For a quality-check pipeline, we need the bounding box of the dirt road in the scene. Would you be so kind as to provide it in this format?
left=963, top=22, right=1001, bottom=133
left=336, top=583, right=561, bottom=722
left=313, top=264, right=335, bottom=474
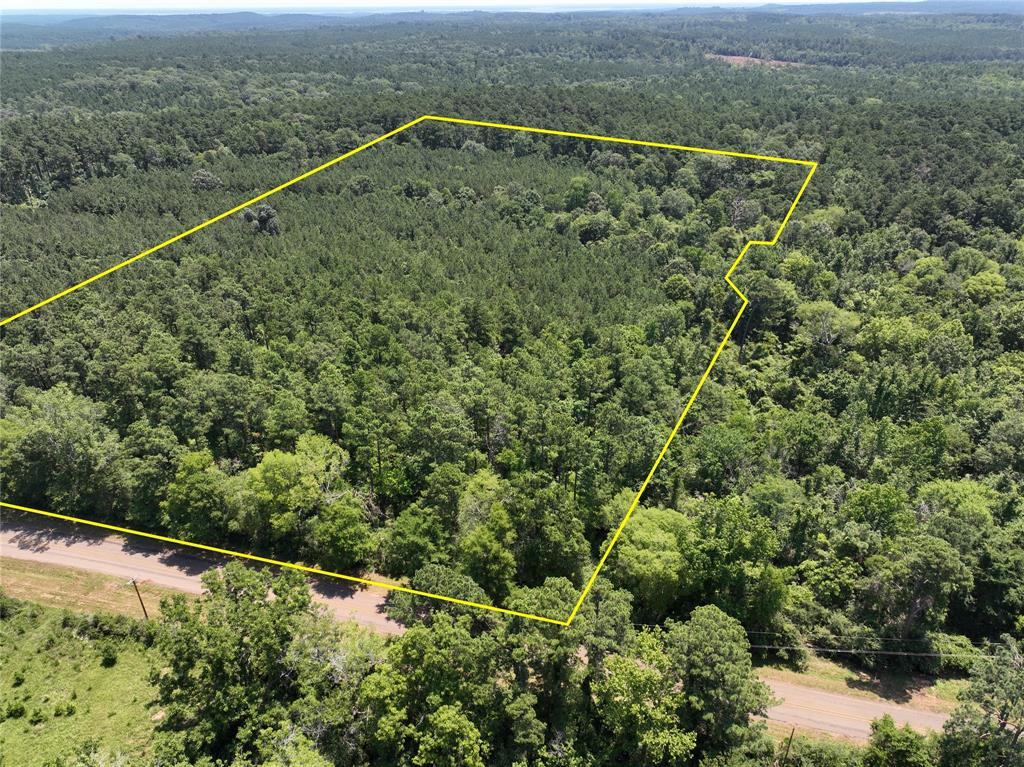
left=1, top=511, right=950, bottom=741
left=0, top=512, right=403, bottom=635
left=762, top=679, right=948, bottom=741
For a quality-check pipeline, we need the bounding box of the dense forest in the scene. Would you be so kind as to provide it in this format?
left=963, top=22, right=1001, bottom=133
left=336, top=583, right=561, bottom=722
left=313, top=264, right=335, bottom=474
left=1, top=7, right=1023, bottom=767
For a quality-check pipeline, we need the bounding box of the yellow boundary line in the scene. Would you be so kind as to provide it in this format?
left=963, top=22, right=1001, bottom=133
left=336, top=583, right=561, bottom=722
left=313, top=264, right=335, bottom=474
left=0, top=115, right=817, bottom=627
left=0, top=501, right=563, bottom=625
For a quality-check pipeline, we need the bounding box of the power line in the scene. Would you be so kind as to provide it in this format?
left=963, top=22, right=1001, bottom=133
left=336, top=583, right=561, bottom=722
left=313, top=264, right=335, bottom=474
left=745, top=629, right=1005, bottom=648
left=749, top=644, right=998, bottom=660
left=631, top=623, right=1008, bottom=657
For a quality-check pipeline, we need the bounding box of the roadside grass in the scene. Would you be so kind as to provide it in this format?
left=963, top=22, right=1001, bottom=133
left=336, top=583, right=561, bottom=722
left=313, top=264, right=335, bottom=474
left=0, top=557, right=186, bottom=617
left=929, top=677, right=970, bottom=706
left=762, top=721, right=867, bottom=765
left=757, top=654, right=966, bottom=713
left=0, top=593, right=158, bottom=764
left=763, top=717, right=862, bottom=745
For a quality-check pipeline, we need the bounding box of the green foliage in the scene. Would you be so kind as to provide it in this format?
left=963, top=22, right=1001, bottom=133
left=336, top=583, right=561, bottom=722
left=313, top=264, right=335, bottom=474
left=385, top=563, right=495, bottom=628
left=606, top=505, right=692, bottom=622
left=782, top=736, right=862, bottom=767
left=242, top=203, right=281, bottom=235
left=842, top=484, right=914, bottom=539
left=1, top=9, right=1023, bottom=765
left=358, top=617, right=502, bottom=765
left=309, top=495, right=374, bottom=572
left=4, top=30, right=1020, bottom=661
left=456, top=505, right=518, bottom=600
left=161, top=450, right=236, bottom=541
left=96, top=639, right=119, bottom=667
left=665, top=606, right=772, bottom=757
left=863, top=716, right=936, bottom=767
left=151, top=562, right=379, bottom=764
left=593, top=631, right=696, bottom=766
left=0, top=385, right=132, bottom=521
left=412, top=704, right=488, bottom=767
left=939, top=636, right=1024, bottom=767
left=856, top=535, right=972, bottom=640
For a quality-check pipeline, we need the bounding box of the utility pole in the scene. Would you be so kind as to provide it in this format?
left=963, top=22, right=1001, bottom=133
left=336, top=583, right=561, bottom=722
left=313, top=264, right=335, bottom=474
left=129, top=578, right=149, bottom=620
left=779, top=727, right=795, bottom=766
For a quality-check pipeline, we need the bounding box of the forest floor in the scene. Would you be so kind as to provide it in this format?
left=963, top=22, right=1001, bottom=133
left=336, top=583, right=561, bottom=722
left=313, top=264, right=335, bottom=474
left=0, top=513, right=954, bottom=742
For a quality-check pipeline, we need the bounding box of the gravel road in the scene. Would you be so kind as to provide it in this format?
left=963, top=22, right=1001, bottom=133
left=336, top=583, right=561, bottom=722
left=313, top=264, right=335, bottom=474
left=1, top=511, right=950, bottom=740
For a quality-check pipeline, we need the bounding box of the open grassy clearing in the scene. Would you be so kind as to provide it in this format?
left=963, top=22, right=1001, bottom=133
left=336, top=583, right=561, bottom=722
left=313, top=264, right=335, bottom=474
left=0, top=594, right=159, bottom=765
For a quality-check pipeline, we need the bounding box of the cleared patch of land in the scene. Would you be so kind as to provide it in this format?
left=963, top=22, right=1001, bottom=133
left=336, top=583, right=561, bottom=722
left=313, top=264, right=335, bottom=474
left=706, top=52, right=805, bottom=67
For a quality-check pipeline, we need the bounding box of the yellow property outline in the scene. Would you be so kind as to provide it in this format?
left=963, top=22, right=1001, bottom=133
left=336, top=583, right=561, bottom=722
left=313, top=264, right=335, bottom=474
left=0, top=115, right=817, bottom=627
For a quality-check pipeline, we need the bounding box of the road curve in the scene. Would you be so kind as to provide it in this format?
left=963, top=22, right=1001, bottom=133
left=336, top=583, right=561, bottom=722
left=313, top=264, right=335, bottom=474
left=0, top=512, right=403, bottom=635
left=1, top=511, right=950, bottom=741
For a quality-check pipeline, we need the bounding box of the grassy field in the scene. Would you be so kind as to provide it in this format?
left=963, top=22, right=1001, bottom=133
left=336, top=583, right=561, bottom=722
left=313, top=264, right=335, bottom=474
left=757, top=655, right=967, bottom=713
left=0, top=595, right=158, bottom=765
left=0, top=557, right=185, bottom=618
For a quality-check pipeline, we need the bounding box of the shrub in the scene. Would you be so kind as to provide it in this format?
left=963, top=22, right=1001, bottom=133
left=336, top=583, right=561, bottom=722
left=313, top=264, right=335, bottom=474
left=923, top=632, right=981, bottom=676
left=97, top=639, right=119, bottom=668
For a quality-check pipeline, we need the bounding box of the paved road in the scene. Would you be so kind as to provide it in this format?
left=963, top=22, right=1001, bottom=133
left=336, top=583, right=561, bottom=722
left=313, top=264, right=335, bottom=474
left=0, top=512, right=403, bottom=635
left=762, top=678, right=948, bottom=741
left=1, top=512, right=950, bottom=740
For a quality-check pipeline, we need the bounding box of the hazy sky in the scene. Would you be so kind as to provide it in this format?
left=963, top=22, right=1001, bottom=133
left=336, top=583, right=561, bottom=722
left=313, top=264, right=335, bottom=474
left=3, top=0, right=923, bottom=13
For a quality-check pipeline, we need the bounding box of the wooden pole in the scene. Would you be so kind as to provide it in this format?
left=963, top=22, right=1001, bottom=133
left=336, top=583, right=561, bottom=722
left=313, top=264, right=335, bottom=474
left=779, top=727, right=795, bottom=766
left=130, top=578, right=149, bottom=620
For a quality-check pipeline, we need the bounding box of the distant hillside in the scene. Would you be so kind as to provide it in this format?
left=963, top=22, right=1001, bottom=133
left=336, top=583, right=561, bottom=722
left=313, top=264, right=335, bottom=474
left=3, top=1, right=1021, bottom=50
left=0, top=12, right=362, bottom=49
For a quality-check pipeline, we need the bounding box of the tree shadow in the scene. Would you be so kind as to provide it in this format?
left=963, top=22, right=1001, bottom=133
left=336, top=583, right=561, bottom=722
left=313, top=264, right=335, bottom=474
left=120, top=536, right=216, bottom=577
left=2, top=508, right=218, bottom=578
left=309, top=573, right=406, bottom=631
left=309, top=574, right=361, bottom=602
left=843, top=668, right=935, bottom=704
left=1, top=510, right=107, bottom=552
left=4, top=508, right=403, bottom=628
